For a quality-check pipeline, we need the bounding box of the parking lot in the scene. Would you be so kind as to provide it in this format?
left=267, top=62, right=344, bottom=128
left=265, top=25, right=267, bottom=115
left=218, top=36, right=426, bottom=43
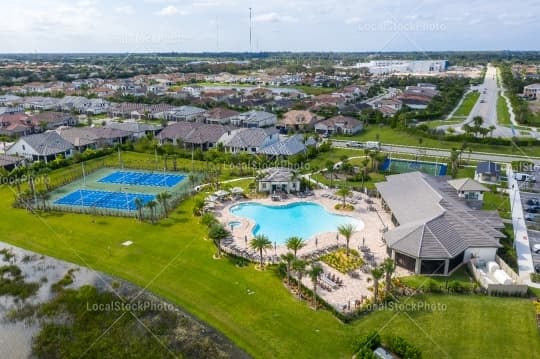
left=518, top=167, right=540, bottom=273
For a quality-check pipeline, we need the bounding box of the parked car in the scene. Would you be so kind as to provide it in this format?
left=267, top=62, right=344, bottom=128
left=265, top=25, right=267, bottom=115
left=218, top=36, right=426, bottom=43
left=535, top=264, right=540, bottom=274
left=525, top=213, right=539, bottom=221
left=515, top=173, right=537, bottom=182
left=526, top=198, right=540, bottom=206
left=533, top=244, right=540, bottom=254
left=525, top=207, right=539, bottom=213
left=346, top=141, right=362, bottom=148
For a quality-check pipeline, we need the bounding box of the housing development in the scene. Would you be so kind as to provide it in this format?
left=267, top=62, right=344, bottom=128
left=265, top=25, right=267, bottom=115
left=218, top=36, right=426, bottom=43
left=1, top=1, right=540, bottom=359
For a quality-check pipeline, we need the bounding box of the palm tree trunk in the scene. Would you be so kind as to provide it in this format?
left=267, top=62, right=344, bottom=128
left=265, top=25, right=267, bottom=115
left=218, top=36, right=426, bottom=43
left=312, top=283, right=317, bottom=306
left=259, top=249, right=263, bottom=268
left=374, top=279, right=379, bottom=303
left=297, top=274, right=302, bottom=295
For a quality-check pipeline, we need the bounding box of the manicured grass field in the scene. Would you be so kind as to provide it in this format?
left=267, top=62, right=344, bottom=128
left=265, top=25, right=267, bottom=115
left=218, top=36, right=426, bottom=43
left=482, top=191, right=512, bottom=219
left=336, top=126, right=540, bottom=157
left=497, top=95, right=512, bottom=126
left=1, top=156, right=540, bottom=358
left=451, top=91, right=480, bottom=120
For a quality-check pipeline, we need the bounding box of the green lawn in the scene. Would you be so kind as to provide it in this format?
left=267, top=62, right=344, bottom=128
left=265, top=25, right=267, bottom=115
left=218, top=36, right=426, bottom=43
left=423, top=119, right=461, bottom=129
left=482, top=191, right=512, bottom=219
left=336, top=126, right=540, bottom=157
left=1, top=156, right=540, bottom=358
left=497, top=95, right=512, bottom=126
left=450, top=91, right=480, bottom=120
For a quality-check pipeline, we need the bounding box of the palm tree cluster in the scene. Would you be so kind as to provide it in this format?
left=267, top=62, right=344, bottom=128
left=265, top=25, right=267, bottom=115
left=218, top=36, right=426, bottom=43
left=370, top=258, right=396, bottom=303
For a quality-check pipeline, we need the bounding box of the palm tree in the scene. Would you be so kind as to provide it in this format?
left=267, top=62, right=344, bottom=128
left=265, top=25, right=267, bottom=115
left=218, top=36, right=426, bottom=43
left=337, top=223, right=356, bottom=257
left=38, top=191, right=50, bottom=210
left=325, top=161, right=335, bottom=187
left=134, top=198, right=144, bottom=222
left=208, top=224, right=230, bottom=258
left=336, top=186, right=352, bottom=208
left=293, top=259, right=307, bottom=296
left=250, top=234, right=273, bottom=269
left=285, top=236, right=305, bottom=258
left=371, top=266, right=384, bottom=303
left=145, top=200, right=157, bottom=224
left=309, top=263, right=324, bottom=308
left=382, top=258, right=396, bottom=296
left=156, top=192, right=172, bottom=218
left=281, top=252, right=295, bottom=286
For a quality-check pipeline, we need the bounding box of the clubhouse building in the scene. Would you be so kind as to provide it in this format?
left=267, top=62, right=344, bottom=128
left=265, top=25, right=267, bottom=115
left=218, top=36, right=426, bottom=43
left=376, top=172, right=504, bottom=276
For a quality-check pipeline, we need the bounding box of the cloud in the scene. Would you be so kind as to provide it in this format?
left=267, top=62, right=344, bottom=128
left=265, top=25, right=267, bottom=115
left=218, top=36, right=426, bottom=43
left=253, top=12, right=298, bottom=23
left=345, top=17, right=362, bottom=25
left=115, top=5, right=135, bottom=15
left=155, top=5, right=187, bottom=16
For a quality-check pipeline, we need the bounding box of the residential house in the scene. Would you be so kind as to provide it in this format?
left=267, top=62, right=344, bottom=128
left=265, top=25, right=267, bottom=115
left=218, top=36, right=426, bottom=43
left=22, top=97, right=59, bottom=111
left=314, top=115, right=363, bottom=136
left=30, top=112, right=78, bottom=130
left=55, top=127, right=132, bottom=151
left=474, top=161, right=501, bottom=184
left=6, top=131, right=74, bottom=162
left=233, top=110, right=277, bottom=128
left=104, top=121, right=162, bottom=139
left=0, top=95, right=23, bottom=106
left=376, top=172, right=504, bottom=276
left=523, top=84, right=540, bottom=99
left=218, top=128, right=279, bottom=154
left=158, top=122, right=231, bottom=150
left=204, top=108, right=241, bottom=125
left=258, top=167, right=300, bottom=193
left=257, top=135, right=308, bottom=157
left=277, top=110, right=320, bottom=132
left=0, top=113, right=33, bottom=137
left=0, top=154, right=24, bottom=171
left=159, top=106, right=207, bottom=122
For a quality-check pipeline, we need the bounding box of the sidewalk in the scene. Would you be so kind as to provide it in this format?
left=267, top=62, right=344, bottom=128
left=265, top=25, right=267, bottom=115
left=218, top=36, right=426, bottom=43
left=507, top=165, right=540, bottom=287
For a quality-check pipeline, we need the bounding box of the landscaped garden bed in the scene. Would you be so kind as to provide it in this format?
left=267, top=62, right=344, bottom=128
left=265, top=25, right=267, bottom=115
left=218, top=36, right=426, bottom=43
left=320, top=248, right=364, bottom=273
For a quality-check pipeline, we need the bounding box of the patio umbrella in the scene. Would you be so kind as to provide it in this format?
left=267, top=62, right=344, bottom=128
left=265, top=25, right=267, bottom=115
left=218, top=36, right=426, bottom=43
left=205, top=195, right=218, bottom=202
left=214, top=190, right=230, bottom=197
left=231, top=187, right=244, bottom=194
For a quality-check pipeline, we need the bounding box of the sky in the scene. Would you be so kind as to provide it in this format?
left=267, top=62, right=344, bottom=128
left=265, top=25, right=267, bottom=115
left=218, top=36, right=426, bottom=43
left=0, top=0, right=538, bottom=53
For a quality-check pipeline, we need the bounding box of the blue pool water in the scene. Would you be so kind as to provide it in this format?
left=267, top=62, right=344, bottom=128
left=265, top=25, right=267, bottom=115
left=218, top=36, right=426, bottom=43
left=230, top=202, right=363, bottom=243
left=98, top=171, right=185, bottom=188
left=54, top=189, right=155, bottom=211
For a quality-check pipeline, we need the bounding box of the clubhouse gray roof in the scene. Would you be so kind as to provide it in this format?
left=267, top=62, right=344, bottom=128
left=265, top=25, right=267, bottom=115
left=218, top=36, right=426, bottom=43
left=104, top=121, right=161, bottom=133
left=260, top=167, right=296, bottom=182
left=376, top=172, right=503, bottom=259
left=220, top=128, right=277, bottom=148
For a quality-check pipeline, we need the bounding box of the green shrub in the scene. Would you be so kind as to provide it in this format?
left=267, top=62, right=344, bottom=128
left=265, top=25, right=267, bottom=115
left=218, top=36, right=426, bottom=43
left=354, top=331, right=381, bottom=353
left=386, top=335, right=422, bottom=359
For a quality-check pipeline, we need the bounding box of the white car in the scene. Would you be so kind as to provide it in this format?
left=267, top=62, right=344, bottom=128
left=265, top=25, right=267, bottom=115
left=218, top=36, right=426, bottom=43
left=533, top=244, right=540, bottom=254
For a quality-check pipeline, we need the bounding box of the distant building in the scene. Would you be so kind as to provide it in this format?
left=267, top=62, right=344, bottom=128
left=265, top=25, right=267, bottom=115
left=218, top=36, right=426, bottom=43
left=7, top=132, right=74, bottom=162
left=278, top=110, right=321, bottom=132
left=523, top=84, right=540, bottom=99
left=474, top=161, right=501, bottom=184
left=233, top=111, right=277, bottom=128
left=314, top=115, right=363, bottom=136
left=356, top=60, right=448, bottom=75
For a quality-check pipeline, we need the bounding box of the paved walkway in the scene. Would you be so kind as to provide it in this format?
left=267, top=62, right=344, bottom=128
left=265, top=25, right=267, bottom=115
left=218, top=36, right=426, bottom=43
left=507, top=165, right=540, bottom=287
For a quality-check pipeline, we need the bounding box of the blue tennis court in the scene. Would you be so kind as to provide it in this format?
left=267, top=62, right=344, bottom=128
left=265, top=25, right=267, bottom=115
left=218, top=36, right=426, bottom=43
left=54, top=189, right=155, bottom=211
left=98, top=171, right=185, bottom=188
left=381, top=158, right=447, bottom=176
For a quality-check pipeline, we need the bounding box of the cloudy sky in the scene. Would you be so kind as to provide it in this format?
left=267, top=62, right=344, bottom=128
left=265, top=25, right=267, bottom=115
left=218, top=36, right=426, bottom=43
left=0, top=0, right=538, bottom=53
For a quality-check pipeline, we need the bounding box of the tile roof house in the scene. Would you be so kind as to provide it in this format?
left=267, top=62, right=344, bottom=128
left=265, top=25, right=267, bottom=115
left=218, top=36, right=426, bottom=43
left=55, top=127, right=132, bottom=151
left=314, top=115, right=363, bottom=135
left=0, top=113, right=33, bottom=137
left=218, top=128, right=279, bottom=154
left=232, top=110, right=277, bottom=128
left=257, top=134, right=307, bottom=157
left=104, top=121, right=162, bottom=139
left=204, top=107, right=241, bottom=125
left=158, top=122, right=231, bottom=150
left=6, top=131, right=74, bottom=162
left=277, top=110, right=321, bottom=131
left=30, top=112, right=78, bottom=130
left=474, top=161, right=501, bottom=184
left=0, top=154, right=24, bottom=171
left=375, top=172, right=504, bottom=276
left=159, top=106, right=207, bottom=122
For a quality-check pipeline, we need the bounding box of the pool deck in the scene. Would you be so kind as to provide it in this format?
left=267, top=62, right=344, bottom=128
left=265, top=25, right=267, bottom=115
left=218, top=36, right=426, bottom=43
left=214, top=189, right=410, bottom=312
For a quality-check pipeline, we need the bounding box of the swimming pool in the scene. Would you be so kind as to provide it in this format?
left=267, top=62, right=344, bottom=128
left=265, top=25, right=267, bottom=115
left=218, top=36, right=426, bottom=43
left=98, top=171, right=185, bottom=188
left=229, top=202, right=364, bottom=243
